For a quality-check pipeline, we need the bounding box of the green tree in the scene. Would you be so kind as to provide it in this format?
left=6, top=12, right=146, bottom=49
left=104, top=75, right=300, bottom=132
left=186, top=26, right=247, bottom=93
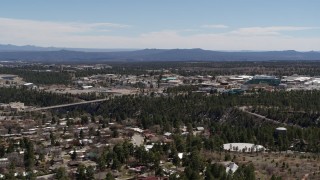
left=97, top=155, right=106, bottom=170
left=105, top=172, right=115, bottom=180
left=5, top=163, right=16, bottom=180
left=86, top=166, right=95, bottom=180
left=111, top=157, right=121, bottom=170
left=71, top=149, right=77, bottom=160
left=76, top=164, right=86, bottom=180
left=26, top=171, right=36, bottom=180
left=172, top=152, right=180, bottom=167
left=80, top=129, right=84, bottom=139
left=155, top=167, right=164, bottom=178
left=23, top=138, right=35, bottom=171
left=0, top=144, right=5, bottom=157
left=112, top=129, right=119, bottom=138
left=81, top=116, right=89, bottom=125
left=55, top=167, right=69, bottom=180
left=50, top=132, right=55, bottom=145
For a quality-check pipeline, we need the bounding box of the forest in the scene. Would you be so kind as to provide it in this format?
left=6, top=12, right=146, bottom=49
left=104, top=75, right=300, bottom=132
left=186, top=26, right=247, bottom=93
left=3, top=61, right=320, bottom=179
left=0, top=67, right=71, bottom=85
left=25, top=89, right=320, bottom=179
left=52, top=90, right=320, bottom=154
left=3, top=61, right=320, bottom=86
left=0, top=87, right=101, bottom=107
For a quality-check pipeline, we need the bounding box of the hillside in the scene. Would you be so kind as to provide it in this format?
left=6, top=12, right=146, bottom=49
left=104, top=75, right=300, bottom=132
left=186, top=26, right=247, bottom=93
left=0, top=45, right=320, bottom=62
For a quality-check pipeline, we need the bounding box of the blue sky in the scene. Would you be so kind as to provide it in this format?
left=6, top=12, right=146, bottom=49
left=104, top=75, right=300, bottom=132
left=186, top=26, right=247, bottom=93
left=0, top=0, right=320, bottom=50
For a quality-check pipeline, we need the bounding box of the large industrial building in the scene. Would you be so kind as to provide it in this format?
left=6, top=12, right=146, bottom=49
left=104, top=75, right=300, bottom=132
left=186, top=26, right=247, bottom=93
left=245, top=75, right=281, bottom=86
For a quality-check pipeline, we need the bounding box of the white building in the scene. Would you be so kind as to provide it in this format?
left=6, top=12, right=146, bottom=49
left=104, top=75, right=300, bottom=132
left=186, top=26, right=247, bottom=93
left=225, top=162, right=239, bottom=174
left=223, top=143, right=265, bottom=152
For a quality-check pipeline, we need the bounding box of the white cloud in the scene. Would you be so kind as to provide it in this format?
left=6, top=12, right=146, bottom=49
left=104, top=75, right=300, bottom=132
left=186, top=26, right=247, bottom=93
left=0, top=17, right=320, bottom=51
left=201, top=24, right=229, bottom=29
left=230, top=26, right=318, bottom=36
left=0, top=17, right=130, bottom=35
left=84, top=22, right=130, bottom=29
left=180, top=29, right=201, bottom=32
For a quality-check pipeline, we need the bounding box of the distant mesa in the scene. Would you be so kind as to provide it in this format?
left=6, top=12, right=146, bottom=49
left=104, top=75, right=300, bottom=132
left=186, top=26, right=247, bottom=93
left=0, top=44, right=320, bottom=62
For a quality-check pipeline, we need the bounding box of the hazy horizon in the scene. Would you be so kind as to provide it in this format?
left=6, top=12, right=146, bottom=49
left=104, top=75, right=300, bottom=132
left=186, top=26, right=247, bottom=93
left=1, top=0, right=320, bottom=51
left=1, top=44, right=319, bottom=52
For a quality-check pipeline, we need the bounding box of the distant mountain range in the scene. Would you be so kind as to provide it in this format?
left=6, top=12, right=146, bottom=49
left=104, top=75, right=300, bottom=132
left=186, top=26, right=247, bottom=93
left=0, top=44, right=320, bottom=62
left=0, top=44, right=137, bottom=52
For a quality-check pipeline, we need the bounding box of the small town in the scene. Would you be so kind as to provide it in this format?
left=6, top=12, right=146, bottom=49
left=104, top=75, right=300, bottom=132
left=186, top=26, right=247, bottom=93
left=1, top=1, right=320, bottom=179
left=0, top=62, right=319, bottom=179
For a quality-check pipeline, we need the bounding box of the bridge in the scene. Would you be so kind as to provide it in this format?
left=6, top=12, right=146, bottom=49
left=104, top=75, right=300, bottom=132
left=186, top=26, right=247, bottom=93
left=25, top=98, right=109, bottom=112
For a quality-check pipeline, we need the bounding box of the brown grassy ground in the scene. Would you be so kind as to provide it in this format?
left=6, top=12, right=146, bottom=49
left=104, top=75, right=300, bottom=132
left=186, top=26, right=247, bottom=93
left=207, top=151, right=320, bottom=179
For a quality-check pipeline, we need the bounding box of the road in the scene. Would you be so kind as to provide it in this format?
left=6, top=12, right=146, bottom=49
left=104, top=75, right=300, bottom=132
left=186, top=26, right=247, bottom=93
left=25, top=98, right=109, bottom=112
left=237, top=106, right=302, bottom=128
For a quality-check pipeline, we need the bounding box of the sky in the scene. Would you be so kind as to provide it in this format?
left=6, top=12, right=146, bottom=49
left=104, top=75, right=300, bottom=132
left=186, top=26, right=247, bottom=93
left=0, top=0, right=320, bottom=51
